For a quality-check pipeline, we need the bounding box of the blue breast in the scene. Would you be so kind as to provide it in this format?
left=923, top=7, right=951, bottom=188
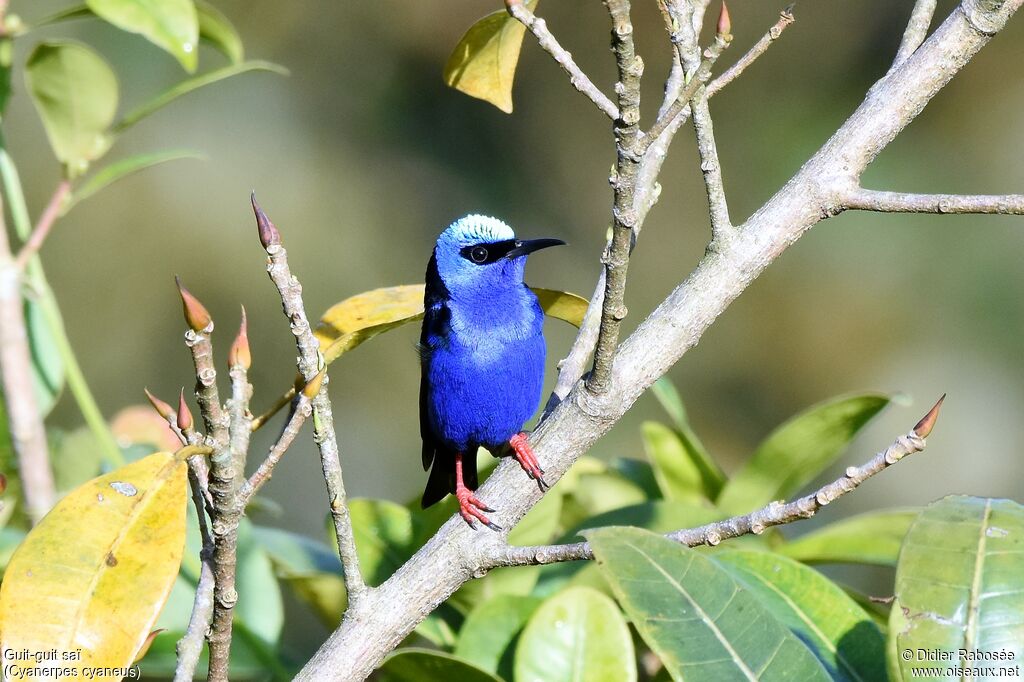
left=422, top=284, right=546, bottom=450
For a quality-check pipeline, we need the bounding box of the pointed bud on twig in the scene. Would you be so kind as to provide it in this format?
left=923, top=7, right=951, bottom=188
left=175, top=276, right=212, bottom=332
left=717, top=1, right=732, bottom=38
left=145, top=388, right=175, bottom=421
left=177, top=388, right=194, bottom=432
left=251, top=193, right=281, bottom=249
left=913, top=394, right=945, bottom=438
left=229, top=306, right=252, bottom=369
left=302, top=367, right=327, bottom=400
left=133, top=629, right=165, bottom=664
left=0, top=473, right=7, bottom=495
left=504, top=0, right=523, bottom=14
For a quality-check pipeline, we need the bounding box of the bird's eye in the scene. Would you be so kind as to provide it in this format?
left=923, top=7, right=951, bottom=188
left=470, top=246, right=489, bottom=263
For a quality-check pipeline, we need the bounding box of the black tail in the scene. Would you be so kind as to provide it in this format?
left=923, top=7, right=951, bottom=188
left=421, top=447, right=479, bottom=509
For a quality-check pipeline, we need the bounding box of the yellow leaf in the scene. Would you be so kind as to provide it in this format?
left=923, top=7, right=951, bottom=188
left=0, top=451, right=188, bottom=673
left=314, top=284, right=588, bottom=365
left=443, top=1, right=539, bottom=113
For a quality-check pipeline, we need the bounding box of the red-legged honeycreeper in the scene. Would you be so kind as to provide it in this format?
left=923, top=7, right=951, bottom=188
left=419, top=215, right=565, bottom=530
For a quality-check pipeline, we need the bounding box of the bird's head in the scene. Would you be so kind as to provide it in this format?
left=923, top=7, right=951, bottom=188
left=430, top=215, right=564, bottom=297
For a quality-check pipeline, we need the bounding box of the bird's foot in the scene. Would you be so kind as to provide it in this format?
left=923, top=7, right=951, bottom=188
left=456, top=488, right=501, bottom=531
left=510, top=432, right=550, bottom=491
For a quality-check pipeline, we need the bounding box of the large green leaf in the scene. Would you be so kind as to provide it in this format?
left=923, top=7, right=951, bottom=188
left=780, top=508, right=919, bottom=566
left=717, top=394, right=890, bottom=515
left=714, top=550, right=886, bottom=681
left=378, top=649, right=501, bottom=682
left=349, top=498, right=418, bottom=587
left=515, top=586, right=636, bottom=682
left=443, top=0, right=539, bottom=113
left=115, top=60, right=288, bottom=131
left=588, top=526, right=831, bottom=681
left=454, top=594, right=543, bottom=679
left=25, top=41, right=118, bottom=176
left=888, top=496, right=1024, bottom=681
left=642, top=421, right=710, bottom=503
left=67, top=149, right=205, bottom=211
left=86, top=0, right=199, bottom=72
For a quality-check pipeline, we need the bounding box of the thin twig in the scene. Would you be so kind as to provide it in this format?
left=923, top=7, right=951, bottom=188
left=239, top=394, right=311, bottom=503
left=841, top=187, right=1024, bottom=214
left=250, top=383, right=296, bottom=432
left=506, top=0, right=618, bottom=120
left=891, top=0, right=937, bottom=69
left=0, top=191, right=55, bottom=522
left=490, top=396, right=944, bottom=567
left=588, top=0, right=643, bottom=395
left=13, top=180, right=71, bottom=271
left=706, top=6, right=795, bottom=97
left=251, top=194, right=367, bottom=604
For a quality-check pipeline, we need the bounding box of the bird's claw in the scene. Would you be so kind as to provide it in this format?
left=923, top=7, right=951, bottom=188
left=457, top=490, right=501, bottom=531
left=510, top=432, right=548, bottom=490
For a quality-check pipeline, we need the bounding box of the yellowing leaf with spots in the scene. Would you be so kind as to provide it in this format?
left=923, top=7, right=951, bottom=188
left=443, top=1, right=539, bottom=113
left=0, top=451, right=188, bottom=673
left=315, top=284, right=586, bottom=365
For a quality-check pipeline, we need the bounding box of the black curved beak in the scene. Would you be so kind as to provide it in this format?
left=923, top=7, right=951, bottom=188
left=505, top=238, right=567, bottom=259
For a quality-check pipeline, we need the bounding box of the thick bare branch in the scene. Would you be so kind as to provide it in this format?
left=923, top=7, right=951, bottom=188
left=296, top=3, right=1020, bottom=679
left=706, top=6, right=795, bottom=97
left=251, top=195, right=367, bottom=604
left=491, top=396, right=943, bottom=567
left=842, top=187, right=1024, bottom=214
left=507, top=0, right=618, bottom=120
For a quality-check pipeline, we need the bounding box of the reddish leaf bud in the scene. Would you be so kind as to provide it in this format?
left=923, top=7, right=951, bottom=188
left=250, top=192, right=281, bottom=249
left=913, top=394, right=945, bottom=438
left=144, top=388, right=175, bottom=421
left=229, top=306, right=252, bottom=369
left=302, top=367, right=327, bottom=400
left=0, top=472, right=7, bottom=495
left=175, top=276, right=212, bottom=332
left=717, top=1, right=732, bottom=37
left=177, top=388, right=194, bottom=432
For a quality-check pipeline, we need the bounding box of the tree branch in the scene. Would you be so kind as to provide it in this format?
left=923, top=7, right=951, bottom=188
left=706, top=6, right=795, bottom=97
left=891, top=0, right=938, bottom=69
left=0, top=191, right=55, bottom=523
left=12, top=180, right=71, bottom=272
left=490, top=396, right=943, bottom=567
left=295, top=2, right=1020, bottom=679
left=239, top=391, right=312, bottom=504
left=588, top=0, right=643, bottom=394
left=841, top=187, right=1024, bottom=214
left=250, top=195, right=367, bottom=604
left=506, top=0, right=618, bottom=120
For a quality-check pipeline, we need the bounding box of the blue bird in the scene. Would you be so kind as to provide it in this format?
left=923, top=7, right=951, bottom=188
left=419, top=215, right=565, bottom=529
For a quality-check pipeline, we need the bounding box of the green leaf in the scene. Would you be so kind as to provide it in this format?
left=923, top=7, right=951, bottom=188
left=66, top=149, right=205, bottom=211
left=717, top=394, right=890, bottom=515
left=86, top=0, right=199, bottom=72
left=349, top=498, right=417, bottom=587
left=515, top=586, right=636, bottom=682
left=25, top=41, right=118, bottom=176
left=115, top=60, right=288, bottom=132
left=714, top=549, right=886, bottom=681
left=651, top=376, right=687, bottom=428
left=442, top=1, right=539, bottom=113
left=588, top=526, right=831, bottom=682
left=608, top=457, right=662, bottom=500
left=455, top=594, right=543, bottom=678
left=0, top=39, right=12, bottom=115
left=234, top=520, right=284, bottom=646
left=888, top=496, right=1024, bottom=681
left=642, top=421, right=710, bottom=503
left=252, top=525, right=344, bottom=628
left=49, top=427, right=104, bottom=493
left=24, top=297, right=65, bottom=417
left=378, top=649, right=502, bottom=682
left=780, top=508, right=919, bottom=566
left=196, top=0, right=243, bottom=63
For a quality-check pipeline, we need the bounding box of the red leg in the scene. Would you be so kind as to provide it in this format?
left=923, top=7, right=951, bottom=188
left=509, top=433, right=549, bottom=490
left=455, top=452, right=501, bottom=531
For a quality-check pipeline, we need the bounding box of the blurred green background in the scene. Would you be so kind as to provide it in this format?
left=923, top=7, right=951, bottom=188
left=6, top=0, right=1024, bottom=664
